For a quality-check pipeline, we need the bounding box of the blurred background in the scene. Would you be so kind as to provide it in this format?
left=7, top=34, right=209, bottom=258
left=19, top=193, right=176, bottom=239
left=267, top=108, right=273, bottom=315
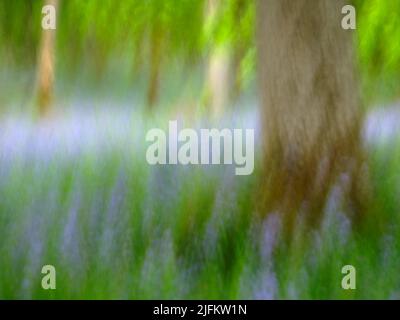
left=0, top=0, right=400, bottom=299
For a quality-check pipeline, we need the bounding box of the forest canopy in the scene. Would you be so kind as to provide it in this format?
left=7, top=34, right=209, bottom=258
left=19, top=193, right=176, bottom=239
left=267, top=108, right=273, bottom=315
left=0, top=0, right=398, bottom=106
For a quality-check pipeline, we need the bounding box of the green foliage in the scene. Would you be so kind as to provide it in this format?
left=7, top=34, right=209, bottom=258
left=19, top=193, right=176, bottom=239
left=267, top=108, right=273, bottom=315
left=0, top=0, right=254, bottom=75
left=356, top=0, right=400, bottom=102
left=0, top=0, right=42, bottom=65
left=3, top=0, right=399, bottom=104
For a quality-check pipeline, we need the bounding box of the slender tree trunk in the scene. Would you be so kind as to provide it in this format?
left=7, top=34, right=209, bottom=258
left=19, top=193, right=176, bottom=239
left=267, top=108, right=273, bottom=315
left=146, top=23, right=163, bottom=110
left=36, top=0, right=58, bottom=116
left=256, top=0, right=369, bottom=231
left=204, top=0, right=231, bottom=119
left=230, top=0, right=246, bottom=101
left=206, top=47, right=230, bottom=118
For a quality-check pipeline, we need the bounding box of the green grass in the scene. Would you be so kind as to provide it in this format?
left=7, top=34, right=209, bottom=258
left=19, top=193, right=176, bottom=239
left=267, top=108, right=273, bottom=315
left=0, top=134, right=399, bottom=299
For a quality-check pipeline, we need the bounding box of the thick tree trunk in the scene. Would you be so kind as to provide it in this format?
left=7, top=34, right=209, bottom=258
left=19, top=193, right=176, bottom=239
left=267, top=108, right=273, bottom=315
left=256, top=0, right=368, bottom=230
left=36, top=0, right=58, bottom=116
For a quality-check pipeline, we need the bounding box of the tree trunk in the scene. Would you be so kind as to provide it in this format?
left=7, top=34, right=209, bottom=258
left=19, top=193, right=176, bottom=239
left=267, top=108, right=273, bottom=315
left=206, top=47, right=231, bottom=118
left=256, top=0, right=368, bottom=231
left=230, top=0, right=246, bottom=101
left=204, top=0, right=231, bottom=119
left=146, top=23, right=163, bottom=111
left=36, top=0, right=58, bottom=116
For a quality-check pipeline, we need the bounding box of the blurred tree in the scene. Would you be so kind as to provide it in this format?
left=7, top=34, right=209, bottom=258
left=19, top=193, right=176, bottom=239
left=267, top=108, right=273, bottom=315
left=146, top=1, right=166, bottom=110
left=257, top=0, right=369, bottom=232
left=202, top=0, right=254, bottom=117
left=227, top=0, right=255, bottom=101
left=203, top=0, right=231, bottom=118
left=127, top=0, right=205, bottom=110
left=230, top=0, right=247, bottom=99
left=36, top=0, right=58, bottom=116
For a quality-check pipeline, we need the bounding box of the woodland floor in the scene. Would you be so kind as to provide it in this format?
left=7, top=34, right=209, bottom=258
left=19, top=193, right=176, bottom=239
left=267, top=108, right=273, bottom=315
left=0, top=101, right=399, bottom=299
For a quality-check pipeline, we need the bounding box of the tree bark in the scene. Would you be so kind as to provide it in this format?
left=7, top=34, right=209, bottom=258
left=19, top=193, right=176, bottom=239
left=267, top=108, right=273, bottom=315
left=204, top=0, right=231, bottom=119
left=36, top=0, right=58, bottom=116
left=256, top=0, right=368, bottom=230
left=146, top=23, right=163, bottom=111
